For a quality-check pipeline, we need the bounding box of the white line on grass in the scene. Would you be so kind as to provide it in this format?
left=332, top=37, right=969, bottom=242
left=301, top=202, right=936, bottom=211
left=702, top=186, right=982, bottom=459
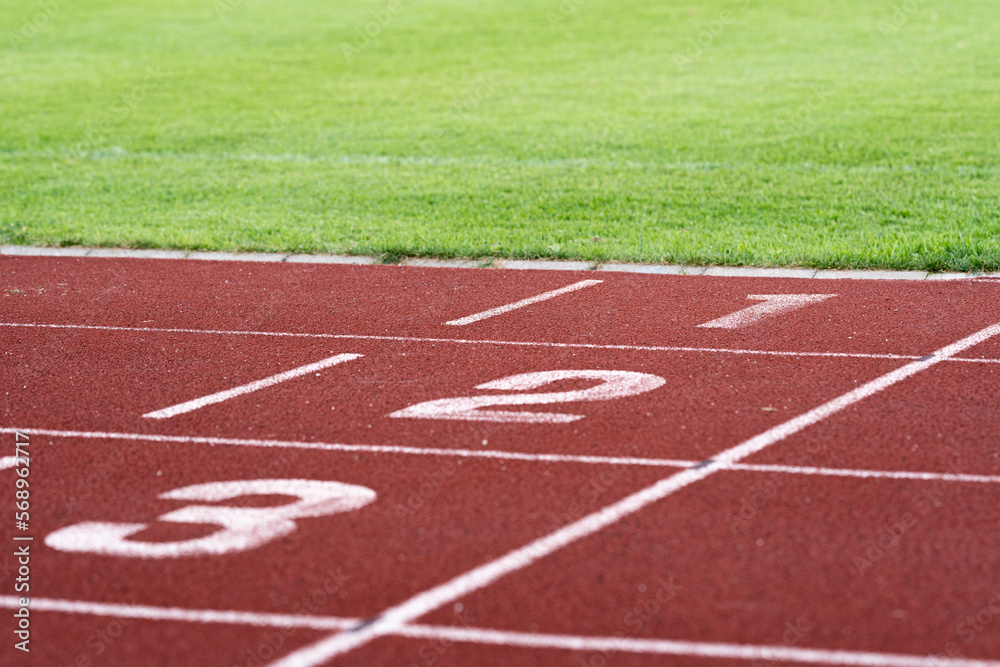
left=0, top=596, right=358, bottom=630
left=397, top=625, right=1000, bottom=667
left=266, top=321, right=1000, bottom=667
left=444, top=279, right=603, bottom=326
left=5, top=427, right=1000, bottom=486
left=142, top=353, right=361, bottom=419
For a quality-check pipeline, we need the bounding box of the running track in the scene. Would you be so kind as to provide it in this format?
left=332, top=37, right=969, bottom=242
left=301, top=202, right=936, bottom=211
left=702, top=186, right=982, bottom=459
left=2, top=255, right=1000, bottom=667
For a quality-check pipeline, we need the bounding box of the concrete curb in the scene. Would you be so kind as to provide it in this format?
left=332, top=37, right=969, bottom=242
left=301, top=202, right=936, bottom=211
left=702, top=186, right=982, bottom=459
left=1, top=245, right=993, bottom=281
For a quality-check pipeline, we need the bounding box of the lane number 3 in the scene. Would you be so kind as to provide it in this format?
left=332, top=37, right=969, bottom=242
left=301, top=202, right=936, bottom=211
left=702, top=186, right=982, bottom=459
left=389, top=369, right=666, bottom=424
left=45, top=479, right=376, bottom=558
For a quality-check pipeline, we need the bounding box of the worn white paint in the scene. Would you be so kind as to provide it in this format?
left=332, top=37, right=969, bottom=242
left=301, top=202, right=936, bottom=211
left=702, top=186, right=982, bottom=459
left=698, top=294, right=835, bottom=329
left=270, top=321, right=1000, bottom=667
left=445, top=280, right=602, bottom=326
left=143, top=353, right=361, bottom=419
left=45, top=479, right=376, bottom=558
left=389, top=370, right=665, bottom=423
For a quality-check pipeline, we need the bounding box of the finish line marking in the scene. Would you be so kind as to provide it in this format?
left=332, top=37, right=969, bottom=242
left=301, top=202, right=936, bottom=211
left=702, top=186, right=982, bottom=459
left=3, top=427, right=1000, bottom=485
left=142, top=353, right=362, bottom=419
left=396, top=625, right=1000, bottom=667
left=268, top=321, right=1000, bottom=667
left=5, top=597, right=996, bottom=666
left=7, top=321, right=1000, bottom=364
left=444, top=279, right=603, bottom=326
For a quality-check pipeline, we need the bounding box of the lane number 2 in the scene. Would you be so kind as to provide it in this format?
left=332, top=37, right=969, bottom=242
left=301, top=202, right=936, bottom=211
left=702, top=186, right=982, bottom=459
left=45, top=479, right=376, bottom=558
left=388, top=369, right=665, bottom=424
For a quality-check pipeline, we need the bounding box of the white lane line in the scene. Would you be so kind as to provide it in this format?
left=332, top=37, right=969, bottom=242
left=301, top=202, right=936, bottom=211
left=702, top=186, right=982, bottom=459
left=0, top=596, right=358, bottom=630
left=444, top=279, right=603, bottom=326
left=0, top=320, right=932, bottom=361
left=268, top=321, right=1000, bottom=667
left=9, top=320, right=1000, bottom=364
left=5, top=427, right=1000, bottom=486
left=0, top=426, right=694, bottom=468
left=142, top=353, right=361, bottom=419
left=946, top=357, right=1000, bottom=364
left=698, top=294, right=836, bottom=329
left=731, top=464, right=1000, bottom=484
left=398, top=625, right=1000, bottom=667
left=0, top=456, right=17, bottom=470
left=0, top=594, right=990, bottom=667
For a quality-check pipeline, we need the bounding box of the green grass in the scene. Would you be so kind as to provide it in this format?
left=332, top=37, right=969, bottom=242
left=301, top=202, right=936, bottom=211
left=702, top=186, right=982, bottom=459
left=2, top=0, right=998, bottom=270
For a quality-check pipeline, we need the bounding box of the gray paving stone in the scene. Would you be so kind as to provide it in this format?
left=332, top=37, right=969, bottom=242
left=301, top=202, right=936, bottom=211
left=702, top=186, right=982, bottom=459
left=285, top=254, right=377, bottom=265
left=500, top=260, right=595, bottom=271
left=0, top=245, right=980, bottom=280
left=597, top=263, right=706, bottom=275
left=1, top=246, right=90, bottom=257
left=402, top=258, right=482, bottom=268
left=87, top=248, right=188, bottom=259
left=926, top=272, right=975, bottom=281
left=813, top=269, right=929, bottom=280
left=703, top=267, right=818, bottom=278
left=186, top=251, right=289, bottom=262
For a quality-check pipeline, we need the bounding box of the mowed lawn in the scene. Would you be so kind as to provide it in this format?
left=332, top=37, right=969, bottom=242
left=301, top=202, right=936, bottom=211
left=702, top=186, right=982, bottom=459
left=1, top=0, right=998, bottom=270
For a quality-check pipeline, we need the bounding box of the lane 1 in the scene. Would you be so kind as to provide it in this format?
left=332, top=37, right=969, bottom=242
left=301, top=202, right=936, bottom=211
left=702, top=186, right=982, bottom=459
left=3, top=256, right=1000, bottom=357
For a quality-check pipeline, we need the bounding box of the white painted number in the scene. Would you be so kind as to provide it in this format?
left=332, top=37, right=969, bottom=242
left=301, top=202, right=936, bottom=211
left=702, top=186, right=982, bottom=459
left=45, top=479, right=376, bottom=558
left=389, top=370, right=666, bottom=424
left=697, top=294, right=835, bottom=329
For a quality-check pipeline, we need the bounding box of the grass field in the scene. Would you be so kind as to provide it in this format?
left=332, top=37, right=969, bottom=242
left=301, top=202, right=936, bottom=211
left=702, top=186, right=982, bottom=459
left=2, top=0, right=998, bottom=270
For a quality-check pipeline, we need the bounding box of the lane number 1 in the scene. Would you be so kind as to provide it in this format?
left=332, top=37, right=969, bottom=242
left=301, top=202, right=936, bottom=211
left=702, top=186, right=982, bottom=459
left=697, top=294, right=835, bottom=329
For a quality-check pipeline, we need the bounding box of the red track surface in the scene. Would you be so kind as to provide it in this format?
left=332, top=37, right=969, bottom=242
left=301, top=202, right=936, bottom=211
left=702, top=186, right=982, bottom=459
left=2, top=256, right=1000, bottom=667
